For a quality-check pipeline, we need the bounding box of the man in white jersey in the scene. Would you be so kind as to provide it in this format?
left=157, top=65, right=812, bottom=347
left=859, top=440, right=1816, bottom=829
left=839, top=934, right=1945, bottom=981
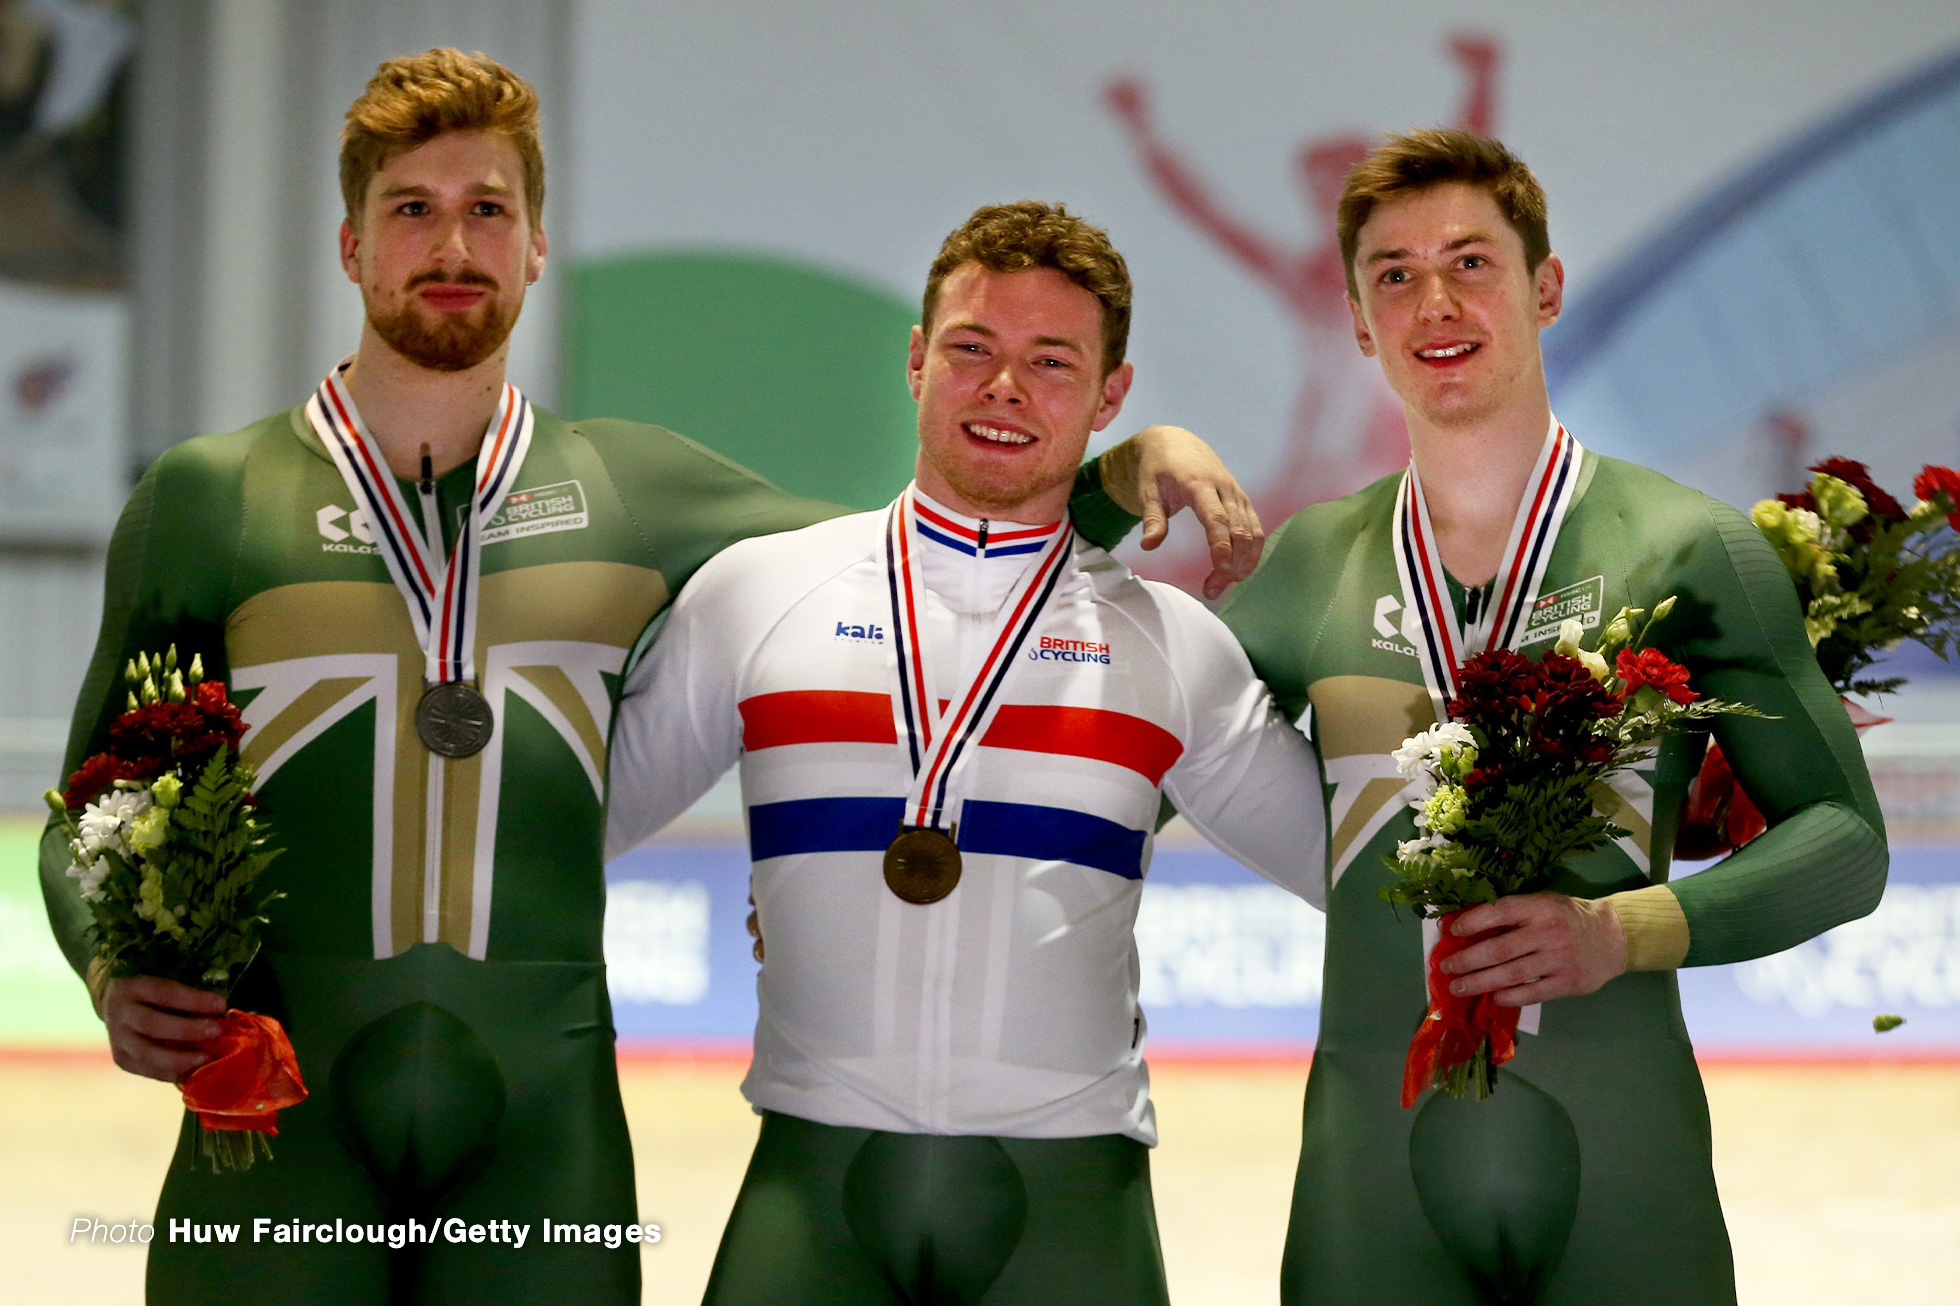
left=606, top=202, right=1326, bottom=1304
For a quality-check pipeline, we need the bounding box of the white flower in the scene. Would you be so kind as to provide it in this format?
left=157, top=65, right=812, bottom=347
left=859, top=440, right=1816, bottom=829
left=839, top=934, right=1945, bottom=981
left=78, top=788, right=151, bottom=857
left=1392, top=722, right=1476, bottom=779
left=1553, top=618, right=1586, bottom=658
left=1397, top=835, right=1445, bottom=861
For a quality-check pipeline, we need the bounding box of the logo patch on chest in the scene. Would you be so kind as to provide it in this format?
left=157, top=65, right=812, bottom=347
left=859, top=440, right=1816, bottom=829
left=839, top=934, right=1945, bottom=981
left=1368, top=594, right=1417, bottom=658
left=834, top=621, right=886, bottom=645
left=475, top=480, right=589, bottom=545
left=316, top=504, right=378, bottom=555
left=1027, top=635, right=1111, bottom=665
left=1520, top=575, right=1606, bottom=646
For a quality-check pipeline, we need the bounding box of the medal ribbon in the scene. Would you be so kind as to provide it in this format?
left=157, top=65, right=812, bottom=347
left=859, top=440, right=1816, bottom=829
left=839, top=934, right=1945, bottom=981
left=307, top=365, right=534, bottom=685
left=1391, top=418, right=1583, bottom=718
left=884, top=487, right=1073, bottom=837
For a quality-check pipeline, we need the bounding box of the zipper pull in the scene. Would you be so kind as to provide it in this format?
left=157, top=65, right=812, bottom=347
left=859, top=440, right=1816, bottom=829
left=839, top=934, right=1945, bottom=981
left=976, top=519, right=989, bottom=553
left=418, top=443, right=435, bottom=498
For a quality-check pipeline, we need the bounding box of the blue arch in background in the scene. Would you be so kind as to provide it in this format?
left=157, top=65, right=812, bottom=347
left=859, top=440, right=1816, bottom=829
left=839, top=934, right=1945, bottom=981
left=1545, top=44, right=1960, bottom=457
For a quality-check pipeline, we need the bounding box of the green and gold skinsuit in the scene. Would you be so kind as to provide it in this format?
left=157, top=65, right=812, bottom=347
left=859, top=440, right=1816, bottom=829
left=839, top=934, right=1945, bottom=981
left=36, top=401, right=1135, bottom=1305
left=1219, top=451, right=1886, bottom=1306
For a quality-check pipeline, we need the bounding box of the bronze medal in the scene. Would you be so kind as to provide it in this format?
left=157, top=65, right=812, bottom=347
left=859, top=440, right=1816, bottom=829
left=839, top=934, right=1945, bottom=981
left=415, top=681, right=494, bottom=758
left=883, top=827, right=962, bottom=904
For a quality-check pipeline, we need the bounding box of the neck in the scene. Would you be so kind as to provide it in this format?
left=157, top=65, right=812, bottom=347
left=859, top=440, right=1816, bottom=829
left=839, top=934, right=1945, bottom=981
left=912, top=467, right=1069, bottom=527
left=342, top=325, right=511, bottom=480
left=1404, top=389, right=1554, bottom=588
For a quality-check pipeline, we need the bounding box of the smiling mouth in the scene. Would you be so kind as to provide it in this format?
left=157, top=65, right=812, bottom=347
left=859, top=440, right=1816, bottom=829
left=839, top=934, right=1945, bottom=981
left=964, top=421, right=1034, bottom=446
left=1415, top=343, right=1480, bottom=361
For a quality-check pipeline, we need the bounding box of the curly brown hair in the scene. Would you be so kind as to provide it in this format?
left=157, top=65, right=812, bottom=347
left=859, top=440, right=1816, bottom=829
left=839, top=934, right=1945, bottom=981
left=1337, top=128, right=1548, bottom=298
left=339, top=48, right=544, bottom=229
left=922, top=202, right=1131, bottom=375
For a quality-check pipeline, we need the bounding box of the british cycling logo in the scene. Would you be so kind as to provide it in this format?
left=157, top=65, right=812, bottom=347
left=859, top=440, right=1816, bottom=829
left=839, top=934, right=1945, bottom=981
left=1028, top=636, right=1111, bottom=664
left=316, top=504, right=378, bottom=555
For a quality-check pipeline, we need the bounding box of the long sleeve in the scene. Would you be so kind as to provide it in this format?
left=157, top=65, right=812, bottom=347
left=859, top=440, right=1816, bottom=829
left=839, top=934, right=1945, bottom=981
left=1152, top=585, right=1328, bottom=907
left=603, top=545, right=750, bottom=860
left=1659, top=500, right=1888, bottom=966
left=40, top=445, right=242, bottom=979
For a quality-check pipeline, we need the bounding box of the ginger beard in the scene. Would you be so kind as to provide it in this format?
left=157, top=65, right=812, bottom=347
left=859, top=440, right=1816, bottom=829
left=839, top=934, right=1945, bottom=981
left=364, top=268, right=518, bottom=373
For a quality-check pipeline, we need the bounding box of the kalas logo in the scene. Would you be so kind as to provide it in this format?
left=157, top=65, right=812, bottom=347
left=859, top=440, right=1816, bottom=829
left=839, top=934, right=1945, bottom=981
left=1028, top=635, right=1111, bottom=665
left=834, top=621, right=885, bottom=645
left=317, top=505, right=378, bottom=555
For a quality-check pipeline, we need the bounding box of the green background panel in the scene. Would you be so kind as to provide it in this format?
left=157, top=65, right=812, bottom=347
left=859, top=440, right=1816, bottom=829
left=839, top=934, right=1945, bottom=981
left=0, top=818, right=101, bottom=1046
left=567, top=251, right=921, bottom=510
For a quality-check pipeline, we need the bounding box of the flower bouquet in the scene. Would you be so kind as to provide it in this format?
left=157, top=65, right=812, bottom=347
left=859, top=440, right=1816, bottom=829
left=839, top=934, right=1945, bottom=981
left=47, top=647, right=303, bottom=1171
left=1678, top=460, right=1960, bottom=857
left=1384, top=601, right=1764, bottom=1106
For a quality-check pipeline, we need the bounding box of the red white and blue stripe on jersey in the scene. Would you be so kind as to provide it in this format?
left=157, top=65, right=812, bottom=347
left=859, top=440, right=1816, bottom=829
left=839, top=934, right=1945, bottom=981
left=737, top=689, right=1183, bottom=879
left=911, top=499, right=1061, bottom=558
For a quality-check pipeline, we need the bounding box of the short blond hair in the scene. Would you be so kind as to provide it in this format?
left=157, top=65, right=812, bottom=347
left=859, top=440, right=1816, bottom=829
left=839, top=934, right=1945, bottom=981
left=923, top=202, right=1132, bottom=375
left=1337, top=128, right=1549, bottom=298
left=339, top=48, right=544, bottom=228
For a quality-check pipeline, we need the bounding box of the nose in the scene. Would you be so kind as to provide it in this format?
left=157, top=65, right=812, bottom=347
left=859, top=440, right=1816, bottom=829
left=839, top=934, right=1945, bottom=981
left=981, top=361, right=1027, bottom=406
left=428, top=214, right=471, bottom=266
left=1415, top=272, right=1459, bottom=323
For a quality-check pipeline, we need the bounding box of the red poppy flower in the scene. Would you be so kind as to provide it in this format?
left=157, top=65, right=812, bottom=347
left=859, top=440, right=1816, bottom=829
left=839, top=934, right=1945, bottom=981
left=1615, top=648, right=1698, bottom=705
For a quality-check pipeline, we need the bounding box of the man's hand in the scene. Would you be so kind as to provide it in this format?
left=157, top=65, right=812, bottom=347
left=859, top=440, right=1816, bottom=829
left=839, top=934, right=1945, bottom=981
left=1100, top=426, right=1264, bottom=599
left=1438, top=892, right=1628, bottom=1006
left=746, top=889, right=764, bottom=963
left=99, top=974, right=225, bottom=1083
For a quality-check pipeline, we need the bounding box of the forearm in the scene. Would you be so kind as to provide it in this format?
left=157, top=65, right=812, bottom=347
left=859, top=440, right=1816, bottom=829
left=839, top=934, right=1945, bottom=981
left=1666, top=799, right=1885, bottom=967
left=1070, top=454, right=1141, bottom=551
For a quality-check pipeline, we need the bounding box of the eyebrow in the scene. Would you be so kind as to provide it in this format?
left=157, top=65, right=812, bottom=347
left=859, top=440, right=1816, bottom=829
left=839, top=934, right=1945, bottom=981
left=376, top=181, right=515, bottom=200
left=1364, top=233, right=1496, bottom=265
left=941, top=322, right=1086, bottom=351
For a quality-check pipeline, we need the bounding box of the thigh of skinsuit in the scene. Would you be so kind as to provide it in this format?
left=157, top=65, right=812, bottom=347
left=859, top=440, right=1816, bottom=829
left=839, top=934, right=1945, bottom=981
left=703, top=1113, right=1170, bottom=1306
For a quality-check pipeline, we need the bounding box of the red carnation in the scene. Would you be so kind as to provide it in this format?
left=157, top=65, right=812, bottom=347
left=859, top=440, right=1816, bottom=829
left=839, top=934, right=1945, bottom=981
left=1616, top=647, right=1698, bottom=705
left=1915, top=464, right=1960, bottom=532
left=61, top=752, right=161, bottom=810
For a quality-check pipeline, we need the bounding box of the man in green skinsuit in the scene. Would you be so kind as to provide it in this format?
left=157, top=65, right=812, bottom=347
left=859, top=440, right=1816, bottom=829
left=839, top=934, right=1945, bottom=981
left=38, top=50, right=1258, bottom=1305
left=1219, top=130, right=1887, bottom=1304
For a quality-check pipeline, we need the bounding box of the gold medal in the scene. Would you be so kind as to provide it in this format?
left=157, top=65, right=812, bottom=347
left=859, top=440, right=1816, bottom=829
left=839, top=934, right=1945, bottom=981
left=883, top=827, right=962, bottom=904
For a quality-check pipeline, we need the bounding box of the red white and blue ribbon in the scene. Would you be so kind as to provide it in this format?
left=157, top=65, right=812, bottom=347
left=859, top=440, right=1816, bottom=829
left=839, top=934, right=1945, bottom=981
left=306, top=364, right=534, bottom=686
left=885, top=486, right=1072, bottom=837
left=1391, top=418, right=1584, bottom=718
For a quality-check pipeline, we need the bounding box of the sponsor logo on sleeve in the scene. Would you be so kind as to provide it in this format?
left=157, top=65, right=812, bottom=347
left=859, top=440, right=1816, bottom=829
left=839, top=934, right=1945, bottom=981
left=1519, top=575, right=1605, bottom=646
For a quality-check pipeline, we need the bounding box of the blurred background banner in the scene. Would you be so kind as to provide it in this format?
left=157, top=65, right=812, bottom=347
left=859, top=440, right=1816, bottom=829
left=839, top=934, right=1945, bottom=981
left=3, top=0, right=1957, bottom=1054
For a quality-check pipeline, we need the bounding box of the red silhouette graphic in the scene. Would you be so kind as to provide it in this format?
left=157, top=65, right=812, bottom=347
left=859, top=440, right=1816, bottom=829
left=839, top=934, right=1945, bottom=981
left=1107, top=34, right=1501, bottom=587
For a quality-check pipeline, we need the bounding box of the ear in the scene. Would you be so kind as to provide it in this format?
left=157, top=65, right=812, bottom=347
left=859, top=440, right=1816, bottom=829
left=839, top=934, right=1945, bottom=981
left=527, top=221, right=549, bottom=285
left=907, top=324, right=927, bottom=401
left=1348, top=295, right=1378, bottom=358
left=339, top=219, right=361, bottom=286
left=1089, top=360, right=1135, bottom=432
left=1534, top=253, right=1565, bottom=327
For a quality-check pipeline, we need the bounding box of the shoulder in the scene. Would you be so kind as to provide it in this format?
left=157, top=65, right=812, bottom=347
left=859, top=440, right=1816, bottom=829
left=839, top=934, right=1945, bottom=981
left=148, top=408, right=303, bottom=489
left=673, top=508, right=883, bottom=613
left=1075, top=551, right=1253, bottom=679
left=1580, top=452, right=1761, bottom=566
left=1268, top=472, right=1402, bottom=559
left=557, top=414, right=779, bottom=491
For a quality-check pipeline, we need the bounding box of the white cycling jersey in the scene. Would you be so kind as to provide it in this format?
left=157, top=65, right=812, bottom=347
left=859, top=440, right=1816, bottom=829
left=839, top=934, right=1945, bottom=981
left=606, top=487, right=1326, bottom=1144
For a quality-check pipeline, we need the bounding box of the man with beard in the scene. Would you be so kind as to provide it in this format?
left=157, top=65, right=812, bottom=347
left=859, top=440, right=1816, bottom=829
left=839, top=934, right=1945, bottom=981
left=1218, top=129, right=1885, bottom=1304
left=39, top=50, right=1261, bottom=1305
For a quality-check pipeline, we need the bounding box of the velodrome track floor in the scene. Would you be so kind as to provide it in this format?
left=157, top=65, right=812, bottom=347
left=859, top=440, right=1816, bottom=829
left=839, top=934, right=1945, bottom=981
left=4, top=1053, right=1955, bottom=1304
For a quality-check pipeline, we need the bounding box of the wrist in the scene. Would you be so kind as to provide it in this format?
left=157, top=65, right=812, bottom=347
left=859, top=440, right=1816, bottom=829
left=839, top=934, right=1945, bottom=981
left=1098, top=440, right=1145, bottom=516
left=1603, top=885, right=1690, bottom=972
left=85, top=957, right=112, bottom=1022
